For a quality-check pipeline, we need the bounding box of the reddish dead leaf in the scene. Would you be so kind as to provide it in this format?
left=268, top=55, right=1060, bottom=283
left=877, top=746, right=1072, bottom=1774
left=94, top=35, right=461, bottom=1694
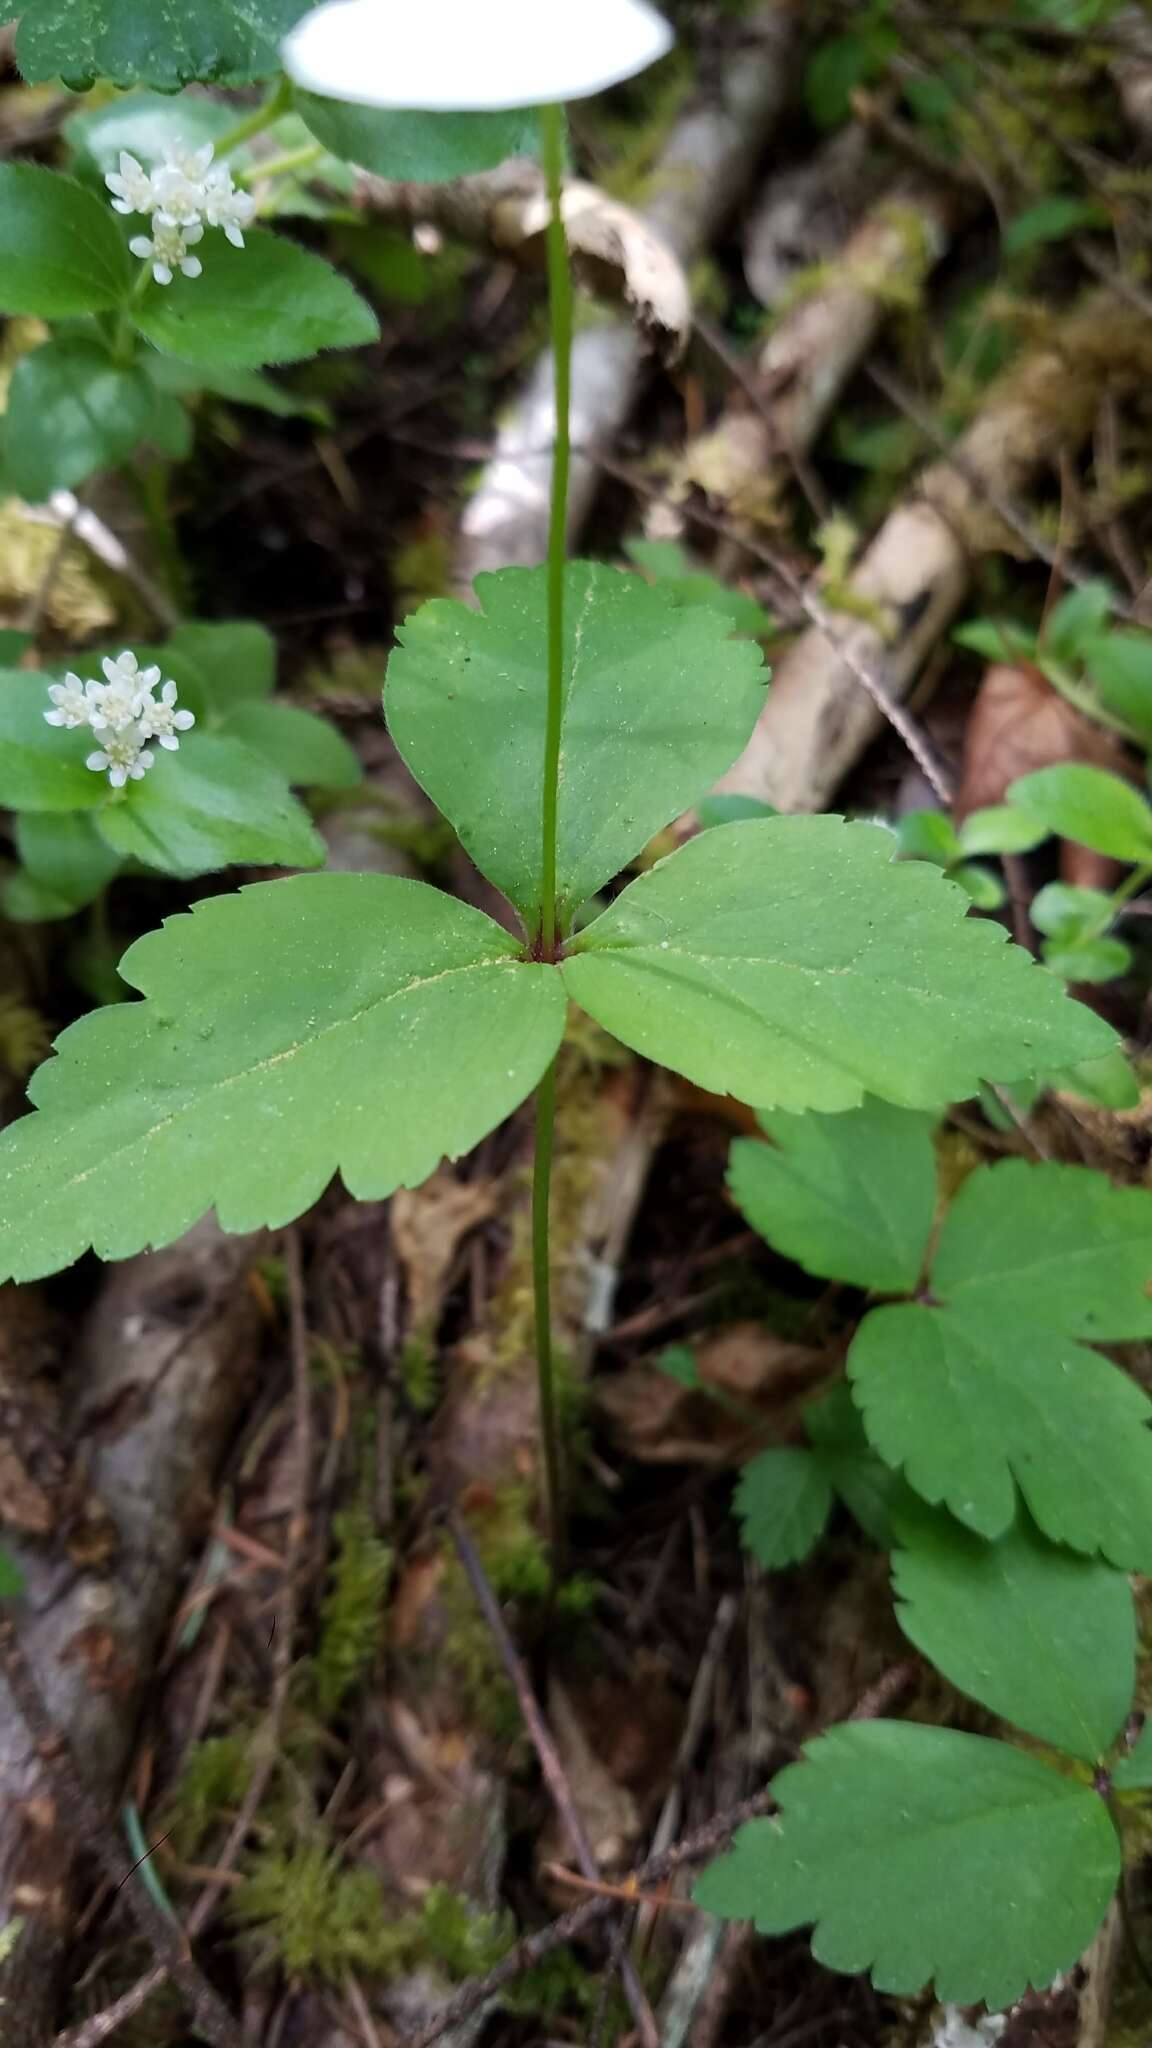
left=955, top=662, right=1130, bottom=887
left=598, top=1321, right=831, bottom=1464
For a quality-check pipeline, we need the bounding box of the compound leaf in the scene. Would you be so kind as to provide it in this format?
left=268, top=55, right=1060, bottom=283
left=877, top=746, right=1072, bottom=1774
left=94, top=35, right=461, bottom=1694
left=892, top=1502, right=1134, bottom=1761
left=386, top=562, right=767, bottom=931
left=16, top=0, right=307, bottom=88
left=0, top=876, right=565, bottom=1281
left=0, top=164, right=131, bottom=317
left=562, top=819, right=1111, bottom=1112
left=5, top=339, right=162, bottom=500
left=734, top=1449, right=833, bottom=1569
left=133, top=231, right=379, bottom=370
left=95, top=733, right=325, bottom=875
left=694, top=1721, right=1119, bottom=2008
left=0, top=670, right=104, bottom=812
left=729, top=1099, right=937, bottom=1293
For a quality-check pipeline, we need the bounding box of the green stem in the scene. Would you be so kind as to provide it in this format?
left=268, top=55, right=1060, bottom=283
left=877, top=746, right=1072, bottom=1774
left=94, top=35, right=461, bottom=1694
left=538, top=98, right=572, bottom=961
left=531, top=101, right=574, bottom=1579
left=213, top=73, right=293, bottom=158
left=237, top=140, right=325, bottom=189
left=112, top=260, right=154, bottom=365
left=532, top=1058, right=565, bottom=1571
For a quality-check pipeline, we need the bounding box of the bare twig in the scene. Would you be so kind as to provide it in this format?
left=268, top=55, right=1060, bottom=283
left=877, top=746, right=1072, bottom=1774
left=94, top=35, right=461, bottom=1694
left=446, top=1509, right=659, bottom=2048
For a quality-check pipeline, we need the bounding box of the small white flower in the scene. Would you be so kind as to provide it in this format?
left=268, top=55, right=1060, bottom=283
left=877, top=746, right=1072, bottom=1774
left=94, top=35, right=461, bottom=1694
left=200, top=168, right=256, bottom=248
left=931, top=2008, right=1008, bottom=2048
left=86, top=725, right=155, bottom=790
left=137, top=677, right=196, bottom=751
left=85, top=651, right=152, bottom=734
left=105, top=150, right=156, bottom=216
left=281, top=0, right=673, bottom=111
left=44, top=672, right=98, bottom=730
left=151, top=140, right=217, bottom=226
left=130, top=218, right=204, bottom=287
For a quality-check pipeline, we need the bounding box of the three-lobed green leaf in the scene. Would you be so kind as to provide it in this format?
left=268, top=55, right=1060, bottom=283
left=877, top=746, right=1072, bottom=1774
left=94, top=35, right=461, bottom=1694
left=694, top=1722, right=1120, bottom=2008
left=386, top=562, right=767, bottom=932
left=728, top=1099, right=936, bottom=1293
left=0, top=164, right=131, bottom=317
left=562, top=819, right=1111, bottom=1112
left=0, top=877, right=566, bottom=1282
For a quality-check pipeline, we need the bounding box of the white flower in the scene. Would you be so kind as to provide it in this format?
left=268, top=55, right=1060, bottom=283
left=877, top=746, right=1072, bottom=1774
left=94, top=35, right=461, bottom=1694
left=44, top=672, right=98, bottom=730
left=200, top=168, right=256, bottom=248
left=129, top=218, right=204, bottom=287
left=86, top=725, right=155, bottom=790
left=151, top=139, right=218, bottom=226
left=137, top=677, right=196, bottom=751
left=931, top=2009, right=1008, bottom=2048
left=105, top=150, right=156, bottom=216
left=281, top=0, right=673, bottom=111
left=85, top=651, right=156, bottom=733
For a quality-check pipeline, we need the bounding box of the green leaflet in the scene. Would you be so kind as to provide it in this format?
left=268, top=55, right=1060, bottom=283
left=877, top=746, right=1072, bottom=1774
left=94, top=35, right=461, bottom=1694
left=94, top=733, right=326, bottom=875
left=16, top=0, right=307, bottom=87
left=0, top=876, right=566, bottom=1281
left=892, top=1503, right=1135, bottom=1761
left=163, top=620, right=277, bottom=713
left=222, top=701, right=361, bottom=790
left=386, top=561, right=767, bottom=931
left=4, top=339, right=163, bottom=501
left=694, top=1722, right=1120, bottom=2008
left=1009, top=764, right=1152, bottom=864
left=734, top=1449, right=833, bottom=1569
left=0, top=670, right=104, bottom=812
left=132, top=231, right=379, bottom=370
left=562, top=819, right=1112, bottom=1112
left=728, top=1099, right=937, bottom=1294
left=0, top=165, right=131, bottom=317
left=804, top=1383, right=909, bottom=1546
left=297, top=96, right=538, bottom=180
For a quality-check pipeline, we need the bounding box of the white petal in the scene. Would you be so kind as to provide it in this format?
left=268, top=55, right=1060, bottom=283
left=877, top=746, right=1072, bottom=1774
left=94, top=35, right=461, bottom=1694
left=158, top=733, right=180, bottom=750
left=44, top=709, right=66, bottom=726
left=225, top=224, right=245, bottom=248
left=129, top=235, right=153, bottom=259
left=184, top=223, right=204, bottom=246
left=180, top=256, right=203, bottom=279
left=153, top=261, right=174, bottom=286
left=87, top=750, right=110, bottom=772
left=110, top=196, right=133, bottom=214
left=109, top=764, right=128, bottom=788
left=142, top=666, right=163, bottom=690
left=281, top=0, right=672, bottom=110
left=174, top=709, right=196, bottom=730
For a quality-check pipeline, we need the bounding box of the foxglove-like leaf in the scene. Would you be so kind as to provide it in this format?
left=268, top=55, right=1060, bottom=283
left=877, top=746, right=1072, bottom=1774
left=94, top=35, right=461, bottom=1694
left=0, top=165, right=131, bottom=317
left=95, top=734, right=326, bottom=876
left=729, top=1099, right=937, bottom=1294
left=694, top=1722, right=1119, bottom=2008
left=16, top=0, right=307, bottom=88
left=0, top=876, right=565, bottom=1281
left=734, top=1449, right=832, bottom=1569
left=562, top=820, right=1111, bottom=1112
left=386, top=562, right=767, bottom=931
left=133, top=232, right=379, bottom=370
left=892, top=1503, right=1134, bottom=1761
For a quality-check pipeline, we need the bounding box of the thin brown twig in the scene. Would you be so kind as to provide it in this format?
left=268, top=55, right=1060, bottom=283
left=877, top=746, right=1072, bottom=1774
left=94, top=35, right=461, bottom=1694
left=446, top=1508, right=660, bottom=2048
left=0, top=1620, right=248, bottom=2048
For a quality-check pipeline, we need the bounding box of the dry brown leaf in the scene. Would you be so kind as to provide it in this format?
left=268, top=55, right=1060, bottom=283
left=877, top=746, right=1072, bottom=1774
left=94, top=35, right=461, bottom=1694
left=497, top=180, right=691, bottom=361
left=537, top=1679, right=641, bottom=1883
left=955, top=662, right=1130, bottom=887
left=598, top=1321, right=830, bottom=1465
left=390, top=1171, right=497, bottom=1339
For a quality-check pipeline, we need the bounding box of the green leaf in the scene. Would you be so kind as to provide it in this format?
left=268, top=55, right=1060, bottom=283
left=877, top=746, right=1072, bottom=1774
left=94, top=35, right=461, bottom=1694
left=850, top=1159, right=1152, bottom=1568
left=146, top=354, right=327, bottom=421
left=64, top=89, right=242, bottom=177
left=695, top=794, right=778, bottom=831
left=296, top=95, right=537, bottom=180
left=1031, top=881, right=1112, bottom=941
left=133, top=230, right=379, bottom=370
left=0, top=1548, right=25, bottom=1597
left=895, top=809, right=961, bottom=868
left=805, top=1384, right=908, bottom=1546
left=734, top=1449, right=833, bottom=1568
left=0, top=632, right=32, bottom=665
left=728, top=1099, right=936, bottom=1294
left=166, top=620, right=277, bottom=710
left=0, top=876, right=565, bottom=1281
left=562, top=819, right=1112, bottom=1112
left=1044, top=581, right=1116, bottom=663
left=958, top=805, right=1049, bottom=856
left=694, top=1721, right=1119, bottom=2007
left=16, top=0, right=307, bottom=88
left=4, top=340, right=162, bottom=500
left=892, top=1502, right=1134, bottom=1761
left=1085, top=631, right=1152, bottom=742
left=221, top=701, right=361, bottom=789
left=0, top=165, right=131, bottom=317
left=656, top=1344, right=700, bottom=1390
left=386, top=563, right=767, bottom=931
left=1042, top=934, right=1131, bottom=984
left=1113, top=1722, right=1152, bottom=1792
left=0, top=670, right=104, bottom=812
left=94, top=733, right=325, bottom=876
left=1003, top=195, right=1103, bottom=254
left=950, top=862, right=1004, bottom=911
left=953, top=616, right=1036, bottom=664
left=1009, top=765, right=1152, bottom=863
left=1050, top=1047, right=1140, bottom=1110
left=16, top=812, right=122, bottom=913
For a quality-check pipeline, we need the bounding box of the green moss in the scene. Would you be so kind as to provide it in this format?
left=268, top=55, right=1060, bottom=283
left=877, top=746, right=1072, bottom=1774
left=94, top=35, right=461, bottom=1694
left=311, top=1503, right=393, bottom=1721
left=162, top=1733, right=252, bottom=1861
left=399, top=1333, right=439, bottom=1413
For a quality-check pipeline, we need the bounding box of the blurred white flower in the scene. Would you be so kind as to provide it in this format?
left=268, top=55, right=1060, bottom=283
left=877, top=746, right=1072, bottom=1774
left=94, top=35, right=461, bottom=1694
left=137, top=678, right=196, bottom=751
left=151, top=139, right=218, bottom=226
left=281, top=0, right=673, bottom=111
left=129, top=219, right=204, bottom=286
left=44, top=672, right=98, bottom=730
left=105, top=150, right=156, bottom=216
left=931, top=2009, right=1008, bottom=2048
left=86, top=726, right=155, bottom=790
left=200, top=169, right=257, bottom=248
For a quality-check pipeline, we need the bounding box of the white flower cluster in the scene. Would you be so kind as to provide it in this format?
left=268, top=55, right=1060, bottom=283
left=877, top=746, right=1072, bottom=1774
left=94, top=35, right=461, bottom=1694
left=45, top=652, right=195, bottom=789
left=106, top=140, right=255, bottom=286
